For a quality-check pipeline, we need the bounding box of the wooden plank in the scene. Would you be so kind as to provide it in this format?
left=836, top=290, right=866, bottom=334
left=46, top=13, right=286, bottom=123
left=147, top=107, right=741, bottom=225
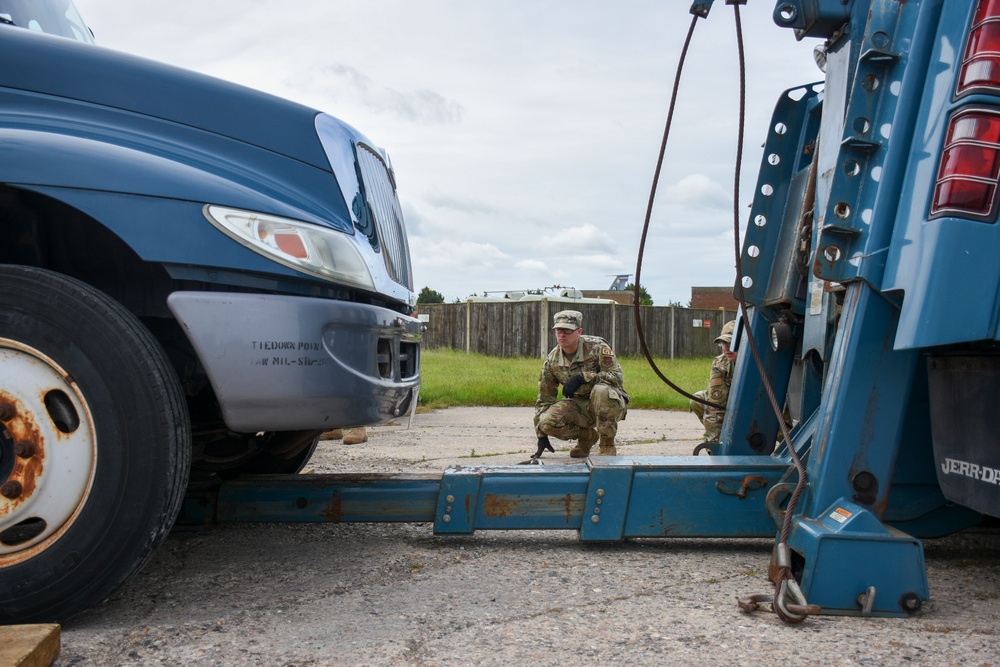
left=0, top=625, right=60, bottom=667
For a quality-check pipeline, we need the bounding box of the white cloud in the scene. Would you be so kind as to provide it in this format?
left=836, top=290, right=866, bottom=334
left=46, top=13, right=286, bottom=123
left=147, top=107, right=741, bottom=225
left=410, top=238, right=510, bottom=269
left=539, top=223, right=617, bottom=254
left=513, top=259, right=551, bottom=274
left=663, top=174, right=731, bottom=209
left=423, top=192, right=501, bottom=216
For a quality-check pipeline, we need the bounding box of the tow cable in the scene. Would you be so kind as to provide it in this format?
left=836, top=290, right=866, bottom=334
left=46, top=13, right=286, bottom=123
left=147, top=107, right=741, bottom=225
left=632, top=0, right=815, bottom=623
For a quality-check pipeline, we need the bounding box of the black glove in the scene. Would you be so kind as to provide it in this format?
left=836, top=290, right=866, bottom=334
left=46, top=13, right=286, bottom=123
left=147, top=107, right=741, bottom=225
left=562, top=374, right=585, bottom=398
left=532, top=436, right=555, bottom=459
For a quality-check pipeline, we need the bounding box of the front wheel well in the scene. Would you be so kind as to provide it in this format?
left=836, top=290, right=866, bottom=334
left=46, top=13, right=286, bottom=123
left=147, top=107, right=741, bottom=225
left=0, top=184, right=178, bottom=318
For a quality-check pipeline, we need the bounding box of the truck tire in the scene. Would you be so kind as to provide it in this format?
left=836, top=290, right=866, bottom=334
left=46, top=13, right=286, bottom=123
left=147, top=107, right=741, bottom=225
left=0, top=265, right=191, bottom=623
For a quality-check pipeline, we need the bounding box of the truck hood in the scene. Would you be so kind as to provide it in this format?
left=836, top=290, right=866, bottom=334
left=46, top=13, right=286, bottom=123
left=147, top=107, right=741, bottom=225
left=0, top=25, right=330, bottom=171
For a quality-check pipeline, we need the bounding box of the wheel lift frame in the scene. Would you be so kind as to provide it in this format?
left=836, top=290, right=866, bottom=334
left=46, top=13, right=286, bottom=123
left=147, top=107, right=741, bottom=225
left=179, top=435, right=974, bottom=619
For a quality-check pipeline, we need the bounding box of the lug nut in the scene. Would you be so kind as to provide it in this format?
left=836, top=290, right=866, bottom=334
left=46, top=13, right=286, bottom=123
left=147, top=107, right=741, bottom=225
left=0, top=403, right=14, bottom=422
left=1, top=481, right=22, bottom=499
left=13, top=441, right=35, bottom=458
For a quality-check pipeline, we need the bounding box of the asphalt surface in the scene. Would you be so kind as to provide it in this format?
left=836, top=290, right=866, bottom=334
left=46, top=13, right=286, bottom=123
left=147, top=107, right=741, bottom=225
left=53, top=408, right=1000, bottom=666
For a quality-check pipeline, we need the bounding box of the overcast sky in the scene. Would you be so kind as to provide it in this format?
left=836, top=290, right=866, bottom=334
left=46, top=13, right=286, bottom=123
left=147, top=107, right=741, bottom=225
left=75, top=1, right=823, bottom=305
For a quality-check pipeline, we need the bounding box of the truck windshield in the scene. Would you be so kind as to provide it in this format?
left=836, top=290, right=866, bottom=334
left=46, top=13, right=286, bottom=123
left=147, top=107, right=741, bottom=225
left=0, top=0, right=93, bottom=43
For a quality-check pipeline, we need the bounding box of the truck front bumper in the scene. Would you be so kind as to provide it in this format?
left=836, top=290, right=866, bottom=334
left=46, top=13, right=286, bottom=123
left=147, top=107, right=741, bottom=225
left=167, top=291, right=421, bottom=432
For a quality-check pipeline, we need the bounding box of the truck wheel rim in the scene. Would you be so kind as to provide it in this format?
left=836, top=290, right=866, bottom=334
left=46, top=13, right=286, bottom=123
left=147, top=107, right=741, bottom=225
left=0, top=339, right=97, bottom=563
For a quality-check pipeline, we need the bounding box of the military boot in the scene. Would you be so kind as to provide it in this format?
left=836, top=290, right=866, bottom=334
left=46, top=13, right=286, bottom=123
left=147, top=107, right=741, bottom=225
left=598, top=437, right=617, bottom=456
left=343, top=427, right=368, bottom=444
left=569, top=428, right=599, bottom=458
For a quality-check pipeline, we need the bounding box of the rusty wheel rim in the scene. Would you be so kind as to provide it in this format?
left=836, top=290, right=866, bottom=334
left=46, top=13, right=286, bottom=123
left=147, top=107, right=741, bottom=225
left=0, top=339, right=97, bottom=564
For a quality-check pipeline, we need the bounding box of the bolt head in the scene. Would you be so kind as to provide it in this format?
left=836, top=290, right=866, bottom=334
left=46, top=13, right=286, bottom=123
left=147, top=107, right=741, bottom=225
left=13, top=441, right=35, bottom=458
left=900, top=592, right=922, bottom=613
left=1, top=481, right=22, bottom=499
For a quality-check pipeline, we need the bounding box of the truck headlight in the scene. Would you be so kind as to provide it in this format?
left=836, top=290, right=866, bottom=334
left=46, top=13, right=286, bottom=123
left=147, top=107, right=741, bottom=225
left=204, top=205, right=374, bottom=291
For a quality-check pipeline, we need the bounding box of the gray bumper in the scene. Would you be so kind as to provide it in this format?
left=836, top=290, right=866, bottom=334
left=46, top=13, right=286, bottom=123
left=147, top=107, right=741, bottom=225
left=167, top=292, right=421, bottom=432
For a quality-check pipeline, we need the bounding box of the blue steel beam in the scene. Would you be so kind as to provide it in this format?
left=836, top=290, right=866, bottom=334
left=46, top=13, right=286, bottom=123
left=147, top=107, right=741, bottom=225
left=178, top=458, right=791, bottom=539
left=181, top=474, right=443, bottom=524
left=434, top=457, right=790, bottom=539
left=178, top=452, right=972, bottom=540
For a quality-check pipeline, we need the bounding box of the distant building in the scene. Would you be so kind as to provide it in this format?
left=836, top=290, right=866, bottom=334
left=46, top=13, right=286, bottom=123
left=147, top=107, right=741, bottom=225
left=690, top=286, right=738, bottom=310
left=582, top=290, right=634, bottom=305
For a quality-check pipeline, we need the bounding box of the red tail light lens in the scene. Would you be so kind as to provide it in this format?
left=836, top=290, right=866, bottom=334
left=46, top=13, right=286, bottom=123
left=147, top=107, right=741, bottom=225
left=931, top=110, right=1000, bottom=219
left=959, top=0, right=1000, bottom=96
left=976, top=0, right=1000, bottom=24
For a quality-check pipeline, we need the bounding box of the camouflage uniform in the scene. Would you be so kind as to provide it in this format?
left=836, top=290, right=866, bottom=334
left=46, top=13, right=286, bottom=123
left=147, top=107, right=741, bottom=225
left=535, top=319, right=629, bottom=456
left=690, top=354, right=733, bottom=443
left=690, top=320, right=735, bottom=444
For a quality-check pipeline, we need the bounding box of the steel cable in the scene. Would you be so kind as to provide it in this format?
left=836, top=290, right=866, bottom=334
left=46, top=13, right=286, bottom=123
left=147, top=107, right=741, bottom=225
left=632, top=10, right=724, bottom=411
left=727, top=2, right=811, bottom=623
left=633, top=1, right=813, bottom=623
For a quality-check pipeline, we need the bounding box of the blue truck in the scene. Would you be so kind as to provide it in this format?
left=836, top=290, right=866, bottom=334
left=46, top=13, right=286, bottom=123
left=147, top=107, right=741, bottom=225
left=0, top=0, right=420, bottom=622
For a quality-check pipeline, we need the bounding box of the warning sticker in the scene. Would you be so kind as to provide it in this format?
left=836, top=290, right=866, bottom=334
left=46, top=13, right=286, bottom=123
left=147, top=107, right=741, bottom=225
left=829, top=507, right=852, bottom=524
left=809, top=280, right=824, bottom=315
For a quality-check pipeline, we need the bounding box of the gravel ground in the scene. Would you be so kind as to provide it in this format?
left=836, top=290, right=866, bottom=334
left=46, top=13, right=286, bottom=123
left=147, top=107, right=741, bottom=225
left=53, top=408, right=1000, bottom=666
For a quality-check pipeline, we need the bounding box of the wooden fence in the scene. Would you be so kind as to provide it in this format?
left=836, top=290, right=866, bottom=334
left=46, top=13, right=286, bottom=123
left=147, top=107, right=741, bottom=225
left=416, top=300, right=737, bottom=358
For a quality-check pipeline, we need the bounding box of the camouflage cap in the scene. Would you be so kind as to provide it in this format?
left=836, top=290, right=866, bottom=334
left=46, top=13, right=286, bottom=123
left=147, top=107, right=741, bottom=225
left=715, top=320, right=736, bottom=344
left=552, top=310, right=583, bottom=331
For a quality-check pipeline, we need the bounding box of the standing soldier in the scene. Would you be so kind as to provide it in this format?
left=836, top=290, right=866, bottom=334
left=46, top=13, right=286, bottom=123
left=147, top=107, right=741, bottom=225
left=534, top=310, right=629, bottom=457
left=691, top=320, right=737, bottom=444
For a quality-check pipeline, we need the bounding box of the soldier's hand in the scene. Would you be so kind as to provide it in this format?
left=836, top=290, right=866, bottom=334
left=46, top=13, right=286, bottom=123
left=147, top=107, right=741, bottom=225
left=563, top=374, right=585, bottom=398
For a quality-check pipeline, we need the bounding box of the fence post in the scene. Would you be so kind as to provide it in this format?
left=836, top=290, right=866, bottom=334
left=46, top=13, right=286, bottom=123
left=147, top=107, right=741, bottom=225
left=539, top=298, right=549, bottom=358
left=465, top=300, right=471, bottom=353
left=670, top=306, right=675, bottom=361
left=610, top=301, right=617, bottom=351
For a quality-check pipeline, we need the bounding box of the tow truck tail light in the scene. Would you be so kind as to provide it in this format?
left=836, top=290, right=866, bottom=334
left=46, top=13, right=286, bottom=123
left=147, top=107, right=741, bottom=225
left=931, top=110, right=1000, bottom=219
left=958, top=0, right=1000, bottom=96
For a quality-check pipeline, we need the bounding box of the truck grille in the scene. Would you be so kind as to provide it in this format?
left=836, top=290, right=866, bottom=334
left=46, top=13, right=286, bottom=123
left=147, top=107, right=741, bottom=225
left=356, top=145, right=413, bottom=290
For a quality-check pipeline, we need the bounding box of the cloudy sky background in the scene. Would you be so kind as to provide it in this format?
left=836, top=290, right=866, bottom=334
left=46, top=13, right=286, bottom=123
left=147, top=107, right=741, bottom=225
left=76, top=0, right=823, bottom=305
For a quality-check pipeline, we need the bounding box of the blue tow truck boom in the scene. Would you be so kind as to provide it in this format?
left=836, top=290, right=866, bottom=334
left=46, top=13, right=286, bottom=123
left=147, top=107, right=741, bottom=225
left=4, top=0, right=999, bottom=624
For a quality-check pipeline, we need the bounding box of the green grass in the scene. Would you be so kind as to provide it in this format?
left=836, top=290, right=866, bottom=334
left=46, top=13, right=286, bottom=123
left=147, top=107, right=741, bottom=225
left=417, top=348, right=711, bottom=411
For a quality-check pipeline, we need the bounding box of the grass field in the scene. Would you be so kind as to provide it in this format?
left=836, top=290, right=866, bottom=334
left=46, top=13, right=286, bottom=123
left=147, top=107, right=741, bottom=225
left=417, top=348, right=712, bottom=411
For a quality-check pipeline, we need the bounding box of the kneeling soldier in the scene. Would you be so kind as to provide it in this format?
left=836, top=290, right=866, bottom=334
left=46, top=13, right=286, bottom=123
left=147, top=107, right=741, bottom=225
left=534, top=310, right=629, bottom=457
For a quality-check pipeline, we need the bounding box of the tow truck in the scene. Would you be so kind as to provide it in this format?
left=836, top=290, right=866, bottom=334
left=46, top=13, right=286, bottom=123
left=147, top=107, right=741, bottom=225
left=4, top=0, right=999, bottom=625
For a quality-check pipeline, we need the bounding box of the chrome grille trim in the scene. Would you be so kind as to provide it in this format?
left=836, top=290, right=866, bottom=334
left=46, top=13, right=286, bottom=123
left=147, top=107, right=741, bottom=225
left=356, top=144, right=413, bottom=290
